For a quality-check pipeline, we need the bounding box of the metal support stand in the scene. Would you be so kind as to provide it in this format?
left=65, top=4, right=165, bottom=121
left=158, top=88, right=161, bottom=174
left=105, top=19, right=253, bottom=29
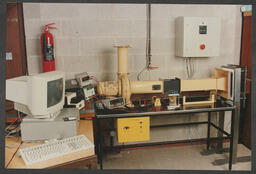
left=229, top=109, right=235, bottom=170
left=95, top=105, right=236, bottom=170
left=207, top=112, right=211, bottom=150
left=211, top=109, right=235, bottom=171
left=232, top=102, right=240, bottom=163
left=96, top=118, right=103, bottom=169
left=212, top=102, right=242, bottom=167
left=201, top=111, right=229, bottom=155
left=217, top=111, right=225, bottom=151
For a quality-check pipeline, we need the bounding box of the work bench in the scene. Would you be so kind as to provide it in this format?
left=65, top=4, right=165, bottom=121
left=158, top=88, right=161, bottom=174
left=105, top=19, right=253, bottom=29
left=93, top=100, right=237, bottom=170
left=5, top=120, right=97, bottom=169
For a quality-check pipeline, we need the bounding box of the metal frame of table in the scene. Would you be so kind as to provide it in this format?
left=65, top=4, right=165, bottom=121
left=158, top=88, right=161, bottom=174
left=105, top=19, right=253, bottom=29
left=94, top=105, right=236, bottom=170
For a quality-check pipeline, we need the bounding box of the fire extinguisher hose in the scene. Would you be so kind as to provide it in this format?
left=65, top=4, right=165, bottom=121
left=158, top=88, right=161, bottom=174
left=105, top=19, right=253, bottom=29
left=43, top=34, right=47, bottom=61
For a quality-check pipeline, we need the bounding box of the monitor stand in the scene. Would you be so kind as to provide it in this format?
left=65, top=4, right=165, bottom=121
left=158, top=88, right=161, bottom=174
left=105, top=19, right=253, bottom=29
left=14, top=102, right=61, bottom=119
left=22, top=110, right=61, bottom=122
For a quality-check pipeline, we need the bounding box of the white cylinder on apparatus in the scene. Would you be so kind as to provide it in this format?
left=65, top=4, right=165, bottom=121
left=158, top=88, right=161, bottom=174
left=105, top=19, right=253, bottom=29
left=115, top=46, right=130, bottom=75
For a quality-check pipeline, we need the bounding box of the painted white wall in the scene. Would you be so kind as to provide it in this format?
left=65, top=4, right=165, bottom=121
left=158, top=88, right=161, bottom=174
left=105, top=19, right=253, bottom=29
left=23, top=3, right=241, bottom=143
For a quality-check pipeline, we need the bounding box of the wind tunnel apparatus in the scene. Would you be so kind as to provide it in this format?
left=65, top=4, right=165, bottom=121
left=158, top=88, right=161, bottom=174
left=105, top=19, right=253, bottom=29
left=97, top=46, right=163, bottom=106
left=97, top=46, right=237, bottom=108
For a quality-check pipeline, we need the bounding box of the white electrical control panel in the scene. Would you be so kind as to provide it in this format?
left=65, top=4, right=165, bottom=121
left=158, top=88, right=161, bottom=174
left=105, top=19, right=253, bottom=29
left=175, top=16, right=221, bottom=57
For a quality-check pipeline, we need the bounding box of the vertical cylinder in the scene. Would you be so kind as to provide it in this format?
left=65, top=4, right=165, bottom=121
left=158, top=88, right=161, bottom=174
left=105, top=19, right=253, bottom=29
left=116, top=46, right=130, bottom=75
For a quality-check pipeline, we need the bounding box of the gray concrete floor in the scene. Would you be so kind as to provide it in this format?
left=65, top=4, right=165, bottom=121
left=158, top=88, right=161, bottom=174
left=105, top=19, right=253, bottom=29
left=102, top=143, right=251, bottom=170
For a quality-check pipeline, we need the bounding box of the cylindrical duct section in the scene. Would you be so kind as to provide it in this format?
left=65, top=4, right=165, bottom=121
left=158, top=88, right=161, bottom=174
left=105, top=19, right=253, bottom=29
left=115, top=46, right=130, bottom=75
left=131, top=80, right=164, bottom=94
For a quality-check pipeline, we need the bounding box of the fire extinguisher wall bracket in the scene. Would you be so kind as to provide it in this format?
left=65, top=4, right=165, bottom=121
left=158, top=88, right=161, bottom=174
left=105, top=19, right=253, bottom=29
left=41, top=23, right=56, bottom=72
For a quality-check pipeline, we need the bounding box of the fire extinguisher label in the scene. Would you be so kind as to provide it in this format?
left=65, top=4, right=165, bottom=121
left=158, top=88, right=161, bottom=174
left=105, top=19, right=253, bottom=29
left=45, top=44, right=54, bottom=61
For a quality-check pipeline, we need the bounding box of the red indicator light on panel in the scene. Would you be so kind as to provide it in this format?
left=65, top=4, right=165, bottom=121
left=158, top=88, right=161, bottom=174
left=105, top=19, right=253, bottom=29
left=200, top=44, right=205, bottom=50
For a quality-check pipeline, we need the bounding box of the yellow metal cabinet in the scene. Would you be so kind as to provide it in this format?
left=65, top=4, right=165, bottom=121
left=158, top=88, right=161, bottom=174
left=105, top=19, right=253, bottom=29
left=117, top=117, right=150, bottom=143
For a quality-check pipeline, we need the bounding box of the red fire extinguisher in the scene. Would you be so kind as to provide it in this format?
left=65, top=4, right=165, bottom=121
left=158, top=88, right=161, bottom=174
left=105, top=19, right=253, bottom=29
left=41, top=23, right=56, bottom=72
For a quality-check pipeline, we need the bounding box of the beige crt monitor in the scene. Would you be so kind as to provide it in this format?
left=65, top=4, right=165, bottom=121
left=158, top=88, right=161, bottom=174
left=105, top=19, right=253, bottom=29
left=6, top=71, right=65, bottom=118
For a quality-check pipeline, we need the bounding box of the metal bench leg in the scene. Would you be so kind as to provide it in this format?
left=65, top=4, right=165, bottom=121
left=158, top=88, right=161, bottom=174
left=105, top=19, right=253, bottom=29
left=207, top=112, right=211, bottom=150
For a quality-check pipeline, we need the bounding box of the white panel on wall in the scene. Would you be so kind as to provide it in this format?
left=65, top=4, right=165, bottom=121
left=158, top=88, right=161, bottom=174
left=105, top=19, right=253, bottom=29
left=175, top=16, right=221, bottom=58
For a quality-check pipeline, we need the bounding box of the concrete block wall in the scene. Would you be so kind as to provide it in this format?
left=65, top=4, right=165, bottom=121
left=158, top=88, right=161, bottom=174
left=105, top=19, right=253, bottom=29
left=23, top=3, right=241, bottom=142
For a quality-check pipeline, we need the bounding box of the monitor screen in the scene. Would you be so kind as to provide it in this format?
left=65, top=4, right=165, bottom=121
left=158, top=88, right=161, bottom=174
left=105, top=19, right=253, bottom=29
left=47, top=78, right=64, bottom=108
left=6, top=71, right=65, bottom=118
